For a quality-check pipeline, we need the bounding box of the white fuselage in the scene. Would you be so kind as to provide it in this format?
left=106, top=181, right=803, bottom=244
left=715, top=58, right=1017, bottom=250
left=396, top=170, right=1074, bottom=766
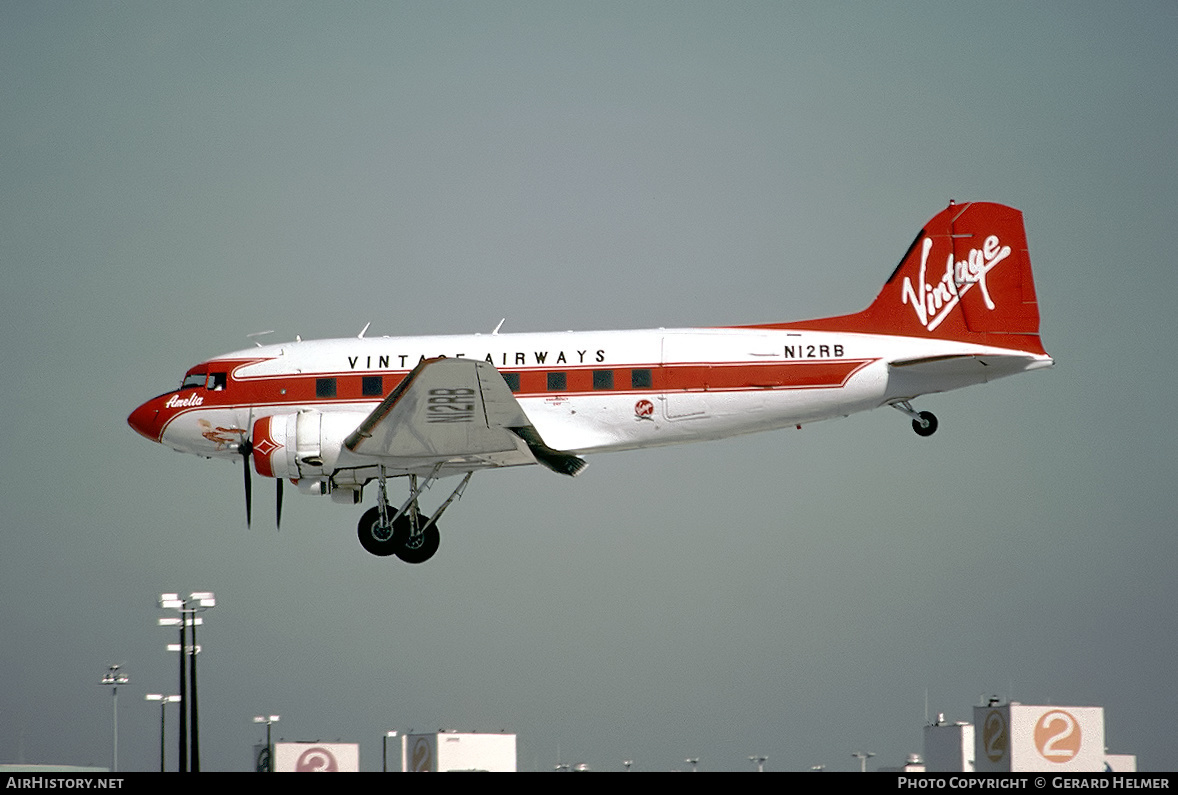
left=136, top=324, right=1048, bottom=467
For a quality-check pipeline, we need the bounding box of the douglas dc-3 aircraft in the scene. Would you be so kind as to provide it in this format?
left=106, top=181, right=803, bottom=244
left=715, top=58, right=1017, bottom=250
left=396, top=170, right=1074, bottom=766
left=129, top=201, right=1052, bottom=564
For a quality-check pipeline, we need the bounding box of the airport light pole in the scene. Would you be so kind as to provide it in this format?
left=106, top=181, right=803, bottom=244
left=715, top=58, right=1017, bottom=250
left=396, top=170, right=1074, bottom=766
left=159, top=591, right=215, bottom=772
left=685, top=757, right=699, bottom=772
left=382, top=730, right=398, bottom=772
left=749, top=754, right=767, bottom=772
left=99, top=665, right=128, bottom=772
left=254, top=715, right=280, bottom=772
left=852, top=751, right=876, bottom=772
left=146, top=694, right=180, bottom=772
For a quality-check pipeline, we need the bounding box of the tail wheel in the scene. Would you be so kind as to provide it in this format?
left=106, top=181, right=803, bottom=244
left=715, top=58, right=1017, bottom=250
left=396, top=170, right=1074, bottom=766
left=357, top=507, right=399, bottom=557
left=912, top=410, right=938, bottom=437
left=393, top=521, right=441, bottom=564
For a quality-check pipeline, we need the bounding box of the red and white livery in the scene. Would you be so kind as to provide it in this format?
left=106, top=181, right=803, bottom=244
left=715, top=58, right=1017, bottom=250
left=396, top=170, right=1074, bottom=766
left=129, top=201, right=1052, bottom=563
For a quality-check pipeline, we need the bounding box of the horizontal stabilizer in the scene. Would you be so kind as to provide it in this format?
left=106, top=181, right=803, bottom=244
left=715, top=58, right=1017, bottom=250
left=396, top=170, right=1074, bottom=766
left=889, top=353, right=1052, bottom=379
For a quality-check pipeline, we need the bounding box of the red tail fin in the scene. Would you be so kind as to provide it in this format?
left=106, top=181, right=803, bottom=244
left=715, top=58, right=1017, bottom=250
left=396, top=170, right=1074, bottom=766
left=758, top=202, right=1046, bottom=355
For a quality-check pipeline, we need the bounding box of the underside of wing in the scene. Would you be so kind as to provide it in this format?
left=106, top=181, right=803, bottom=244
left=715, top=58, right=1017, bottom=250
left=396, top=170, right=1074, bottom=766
left=338, top=357, right=586, bottom=477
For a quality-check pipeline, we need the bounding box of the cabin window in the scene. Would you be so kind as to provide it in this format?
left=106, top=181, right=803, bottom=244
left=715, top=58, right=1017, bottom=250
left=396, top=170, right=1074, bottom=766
left=316, top=378, right=337, bottom=398
left=631, top=369, right=652, bottom=389
left=362, top=375, right=383, bottom=397
left=547, top=372, right=567, bottom=391
left=502, top=373, right=520, bottom=393
left=592, top=370, right=614, bottom=390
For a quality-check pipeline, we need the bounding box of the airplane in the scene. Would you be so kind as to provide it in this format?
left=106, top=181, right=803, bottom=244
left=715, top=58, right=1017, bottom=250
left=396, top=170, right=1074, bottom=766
left=128, top=201, right=1052, bottom=564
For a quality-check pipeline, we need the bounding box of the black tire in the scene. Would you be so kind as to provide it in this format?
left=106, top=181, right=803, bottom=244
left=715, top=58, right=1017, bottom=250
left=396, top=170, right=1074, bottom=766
left=357, top=506, right=399, bottom=557
left=912, top=410, right=938, bottom=437
left=393, top=518, right=441, bottom=564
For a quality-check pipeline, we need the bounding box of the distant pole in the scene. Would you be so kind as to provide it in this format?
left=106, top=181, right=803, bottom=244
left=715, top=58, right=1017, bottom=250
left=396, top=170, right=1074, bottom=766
left=178, top=610, right=187, bottom=771
left=852, top=751, right=876, bottom=772
left=685, top=757, right=699, bottom=772
left=749, top=754, right=767, bottom=772
left=189, top=614, right=199, bottom=771
left=99, top=665, right=128, bottom=772
left=146, top=695, right=180, bottom=772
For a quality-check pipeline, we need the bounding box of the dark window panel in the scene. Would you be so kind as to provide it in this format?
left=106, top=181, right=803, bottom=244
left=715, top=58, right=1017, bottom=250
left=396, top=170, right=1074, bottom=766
left=547, top=372, right=567, bottom=391
left=592, top=370, right=614, bottom=390
left=631, top=369, right=652, bottom=389
left=362, top=375, right=383, bottom=396
left=316, top=378, right=337, bottom=398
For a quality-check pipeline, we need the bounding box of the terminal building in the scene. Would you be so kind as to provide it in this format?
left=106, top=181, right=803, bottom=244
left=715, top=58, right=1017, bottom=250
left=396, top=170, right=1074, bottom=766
left=921, top=701, right=1135, bottom=773
left=253, top=731, right=517, bottom=772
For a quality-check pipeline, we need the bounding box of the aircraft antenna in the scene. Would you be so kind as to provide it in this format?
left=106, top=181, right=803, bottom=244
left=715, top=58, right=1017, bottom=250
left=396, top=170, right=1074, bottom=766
left=246, top=330, right=275, bottom=348
left=358, top=322, right=371, bottom=339
left=492, top=318, right=505, bottom=336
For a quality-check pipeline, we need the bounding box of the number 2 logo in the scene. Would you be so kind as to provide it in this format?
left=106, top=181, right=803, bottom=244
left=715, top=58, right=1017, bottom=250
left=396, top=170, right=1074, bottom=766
left=983, top=710, right=1007, bottom=762
left=1034, top=709, right=1082, bottom=762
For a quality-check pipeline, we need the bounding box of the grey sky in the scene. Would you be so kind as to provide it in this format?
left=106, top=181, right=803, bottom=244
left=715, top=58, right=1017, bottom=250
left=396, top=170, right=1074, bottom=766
left=2, top=1, right=1175, bottom=771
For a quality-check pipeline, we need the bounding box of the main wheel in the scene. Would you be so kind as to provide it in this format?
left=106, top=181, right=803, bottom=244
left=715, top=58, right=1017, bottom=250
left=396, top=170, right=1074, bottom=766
left=393, top=518, right=441, bottom=564
left=912, top=410, right=938, bottom=437
left=357, top=506, right=399, bottom=557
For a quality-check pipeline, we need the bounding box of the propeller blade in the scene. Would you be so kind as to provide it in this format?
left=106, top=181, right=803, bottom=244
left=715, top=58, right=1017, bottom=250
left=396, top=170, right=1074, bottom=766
left=276, top=478, right=283, bottom=531
left=241, top=441, right=253, bottom=528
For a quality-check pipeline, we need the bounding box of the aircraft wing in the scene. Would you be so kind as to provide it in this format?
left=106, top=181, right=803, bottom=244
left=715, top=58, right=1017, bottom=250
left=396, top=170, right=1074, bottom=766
left=338, top=357, right=586, bottom=476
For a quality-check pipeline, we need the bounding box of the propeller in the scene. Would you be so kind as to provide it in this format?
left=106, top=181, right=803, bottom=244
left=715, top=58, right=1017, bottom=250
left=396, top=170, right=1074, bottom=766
left=239, top=415, right=283, bottom=531
left=240, top=436, right=253, bottom=528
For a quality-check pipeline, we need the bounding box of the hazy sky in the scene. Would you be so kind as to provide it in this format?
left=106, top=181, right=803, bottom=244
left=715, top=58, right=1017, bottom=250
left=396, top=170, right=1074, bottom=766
left=2, top=1, right=1175, bottom=772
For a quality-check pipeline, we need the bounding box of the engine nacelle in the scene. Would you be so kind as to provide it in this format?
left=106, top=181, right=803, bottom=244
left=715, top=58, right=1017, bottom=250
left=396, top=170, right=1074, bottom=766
left=251, top=410, right=367, bottom=481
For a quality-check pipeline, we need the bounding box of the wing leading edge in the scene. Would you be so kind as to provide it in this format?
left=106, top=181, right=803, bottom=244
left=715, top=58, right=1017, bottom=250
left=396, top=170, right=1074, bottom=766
left=340, top=357, right=586, bottom=476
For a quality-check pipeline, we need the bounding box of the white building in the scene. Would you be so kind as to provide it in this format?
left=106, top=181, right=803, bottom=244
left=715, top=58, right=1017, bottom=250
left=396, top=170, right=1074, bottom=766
left=923, top=714, right=975, bottom=772
left=402, top=731, right=517, bottom=772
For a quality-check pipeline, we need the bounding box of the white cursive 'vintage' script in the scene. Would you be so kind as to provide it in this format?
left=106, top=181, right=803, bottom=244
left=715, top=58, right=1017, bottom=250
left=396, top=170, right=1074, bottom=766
left=901, top=234, right=1010, bottom=331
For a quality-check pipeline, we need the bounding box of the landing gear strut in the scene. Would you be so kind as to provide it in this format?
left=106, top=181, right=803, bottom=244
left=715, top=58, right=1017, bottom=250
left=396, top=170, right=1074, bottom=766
left=355, top=466, right=472, bottom=563
left=890, top=400, right=938, bottom=437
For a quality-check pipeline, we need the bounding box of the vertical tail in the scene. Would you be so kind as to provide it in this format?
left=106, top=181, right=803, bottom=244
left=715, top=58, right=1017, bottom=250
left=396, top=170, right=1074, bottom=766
left=769, top=202, right=1047, bottom=355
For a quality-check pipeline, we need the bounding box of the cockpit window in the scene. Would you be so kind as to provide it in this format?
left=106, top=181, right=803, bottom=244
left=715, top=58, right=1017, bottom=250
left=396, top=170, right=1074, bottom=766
left=180, top=372, right=207, bottom=390
left=208, top=372, right=227, bottom=391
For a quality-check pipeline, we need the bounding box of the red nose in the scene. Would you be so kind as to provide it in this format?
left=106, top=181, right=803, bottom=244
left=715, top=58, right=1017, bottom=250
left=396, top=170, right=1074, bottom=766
left=128, top=399, right=163, bottom=442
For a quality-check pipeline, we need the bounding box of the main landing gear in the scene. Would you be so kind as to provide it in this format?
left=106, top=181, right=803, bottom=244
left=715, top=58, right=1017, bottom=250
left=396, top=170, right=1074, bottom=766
left=890, top=400, right=939, bottom=437
left=356, top=466, right=472, bottom=563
